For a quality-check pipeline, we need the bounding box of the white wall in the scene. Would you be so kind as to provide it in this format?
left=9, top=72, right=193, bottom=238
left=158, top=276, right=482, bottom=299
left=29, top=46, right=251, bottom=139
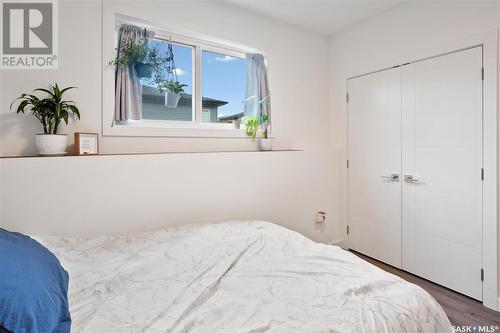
left=0, top=1, right=342, bottom=242
left=0, top=0, right=330, bottom=156
left=328, top=1, right=500, bottom=304
left=0, top=151, right=342, bottom=243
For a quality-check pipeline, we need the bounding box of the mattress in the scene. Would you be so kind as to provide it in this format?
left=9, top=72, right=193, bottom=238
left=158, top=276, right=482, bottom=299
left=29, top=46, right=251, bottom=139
left=35, top=221, right=452, bottom=332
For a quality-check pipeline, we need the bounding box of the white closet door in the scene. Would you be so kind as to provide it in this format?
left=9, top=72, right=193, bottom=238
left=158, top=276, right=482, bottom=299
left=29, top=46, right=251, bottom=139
left=348, top=68, right=402, bottom=268
left=402, top=47, right=483, bottom=300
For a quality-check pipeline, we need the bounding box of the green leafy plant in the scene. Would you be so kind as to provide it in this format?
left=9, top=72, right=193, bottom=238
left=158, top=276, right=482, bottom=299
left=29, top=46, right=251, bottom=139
left=160, top=80, right=188, bottom=94
left=259, top=114, right=269, bottom=138
left=10, top=84, right=80, bottom=134
left=242, top=95, right=271, bottom=139
left=108, top=41, right=149, bottom=66
left=153, top=44, right=189, bottom=94
left=243, top=116, right=260, bottom=140
left=151, top=53, right=174, bottom=89
left=147, top=47, right=173, bottom=73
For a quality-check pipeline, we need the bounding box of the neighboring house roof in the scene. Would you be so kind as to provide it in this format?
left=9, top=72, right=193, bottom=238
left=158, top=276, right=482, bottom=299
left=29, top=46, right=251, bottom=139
left=141, top=85, right=228, bottom=107
left=218, top=112, right=244, bottom=121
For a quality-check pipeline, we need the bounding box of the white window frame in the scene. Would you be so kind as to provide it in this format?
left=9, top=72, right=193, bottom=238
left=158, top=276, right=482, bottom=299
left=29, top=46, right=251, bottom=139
left=102, top=14, right=262, bottom=138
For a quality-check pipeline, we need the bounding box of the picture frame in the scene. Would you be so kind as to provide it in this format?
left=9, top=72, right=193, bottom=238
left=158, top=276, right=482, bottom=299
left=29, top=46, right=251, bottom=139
left=74, top=133, right=99, bottom=156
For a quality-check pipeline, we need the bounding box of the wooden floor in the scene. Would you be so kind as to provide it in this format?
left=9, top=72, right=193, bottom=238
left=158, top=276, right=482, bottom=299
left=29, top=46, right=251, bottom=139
left=351, top=250, right=500, bottom=327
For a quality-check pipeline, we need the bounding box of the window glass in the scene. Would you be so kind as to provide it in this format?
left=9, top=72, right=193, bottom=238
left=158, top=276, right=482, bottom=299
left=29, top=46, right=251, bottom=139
left=141, top=40, right=194, bottom=121
left=201, top=50, right=246, bottom=123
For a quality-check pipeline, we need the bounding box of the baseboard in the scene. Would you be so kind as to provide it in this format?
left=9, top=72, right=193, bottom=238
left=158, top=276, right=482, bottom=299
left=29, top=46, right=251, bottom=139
left=329, top=239, right=348, bottom=249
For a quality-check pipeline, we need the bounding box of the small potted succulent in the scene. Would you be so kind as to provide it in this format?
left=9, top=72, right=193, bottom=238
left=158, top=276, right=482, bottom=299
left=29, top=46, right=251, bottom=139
left=160, top=80, right=187, bottom=108
left=10, top=84, right=80, bottom=156
left=109, top=41, right=153, bottom=79
left=257, top=114, right=272, bottom=151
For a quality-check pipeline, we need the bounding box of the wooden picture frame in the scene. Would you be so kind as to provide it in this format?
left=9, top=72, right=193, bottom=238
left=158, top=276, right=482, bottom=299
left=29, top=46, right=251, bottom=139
left=74, top=133, right=99, bottom=156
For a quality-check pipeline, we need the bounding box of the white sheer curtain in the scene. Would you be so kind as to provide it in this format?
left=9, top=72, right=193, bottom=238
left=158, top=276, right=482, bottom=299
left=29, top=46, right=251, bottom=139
left=114, top=24, right=154, bottom=123
left=245, top=53, right=271, bottom=129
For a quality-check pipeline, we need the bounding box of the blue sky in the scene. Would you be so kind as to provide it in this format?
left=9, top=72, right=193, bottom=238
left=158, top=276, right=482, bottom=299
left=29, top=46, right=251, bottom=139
left=202, top=50, right=245, bottom=117
left=145, top=40, right=245, bottom=117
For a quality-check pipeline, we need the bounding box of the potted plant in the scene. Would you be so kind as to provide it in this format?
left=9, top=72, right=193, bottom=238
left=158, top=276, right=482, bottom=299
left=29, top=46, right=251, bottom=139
left=135, top=63, right=154, bottom=80
left=10, top=84, right=80, bottom=156
left=160, top=80, right=187, bottom=108
left=258, top=114, right=272, bottom=151
left=109, top=41, right=153, bottom=79
left=242, top=116, right=260, bottom=141
left=242, top=94, right=272, bottom=150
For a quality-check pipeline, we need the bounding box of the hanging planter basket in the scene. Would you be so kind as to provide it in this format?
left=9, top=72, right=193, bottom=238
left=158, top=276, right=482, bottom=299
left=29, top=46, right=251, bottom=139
left=165, top=92, right=181, bottom=108
left=156, top=43, right=187, bottom=109
left=135, top=63, right=154, bottom=79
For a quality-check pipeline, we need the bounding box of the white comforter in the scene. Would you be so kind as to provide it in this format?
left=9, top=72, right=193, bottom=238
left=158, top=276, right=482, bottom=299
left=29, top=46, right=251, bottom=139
left=36, top=221, right=452, bottom=333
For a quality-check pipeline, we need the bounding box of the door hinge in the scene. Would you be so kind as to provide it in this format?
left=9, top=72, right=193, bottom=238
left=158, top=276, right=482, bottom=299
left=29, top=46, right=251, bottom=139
left=481, top=67, right=484, bottom=81
left=481, top=168, right=484, bottom=181
left=347, top=225, right=350, bottom=235
left=481, top=268, right=484, bottom=281
left=346, top=93, right=349, bottom=103
left=347, top=160, right=349, bottom=169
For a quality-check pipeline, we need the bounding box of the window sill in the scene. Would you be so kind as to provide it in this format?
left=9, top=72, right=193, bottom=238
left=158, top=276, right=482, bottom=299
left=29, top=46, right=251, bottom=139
left=103, top=120, right=248, bottom=138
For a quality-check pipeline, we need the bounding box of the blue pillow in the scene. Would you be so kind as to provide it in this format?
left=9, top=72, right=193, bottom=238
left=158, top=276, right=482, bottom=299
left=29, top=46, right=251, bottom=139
left=0, top=229, right=71, bottom=333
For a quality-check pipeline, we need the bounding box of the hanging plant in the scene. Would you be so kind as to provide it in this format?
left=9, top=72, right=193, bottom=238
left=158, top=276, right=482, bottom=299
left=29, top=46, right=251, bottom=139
left=160, top=80, right=188, bottom=94
left=108, top=39, right=174, bottom=80
left=108, top=40, right=148, bottom=67
left=160, top=80, right=187, bottom=108
left=148, top=46, right=173, bottom=77
left=153, top=43, right=188, bottom=108
left=108, top=40, right=152, bottom=79
left=136, top=45, right=173, bottom=80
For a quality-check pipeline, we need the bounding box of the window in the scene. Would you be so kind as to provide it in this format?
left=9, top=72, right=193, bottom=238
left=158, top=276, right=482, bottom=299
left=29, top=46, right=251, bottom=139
left=104, top=15, right=268, bottom=138
left=138, top=37, right=246, bottom=126
left=141, top=41, right=194, bottom=122
left=201, top=50, right=246, bottom=124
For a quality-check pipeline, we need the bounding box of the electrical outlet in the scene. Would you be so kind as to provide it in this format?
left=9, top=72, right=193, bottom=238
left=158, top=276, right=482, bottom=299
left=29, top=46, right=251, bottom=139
left=316, top=211, right=326, bottom=226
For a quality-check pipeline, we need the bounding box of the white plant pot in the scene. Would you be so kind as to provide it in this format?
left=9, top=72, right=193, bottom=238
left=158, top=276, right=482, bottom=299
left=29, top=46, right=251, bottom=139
left=35, top=134, right=68, bottom=156
left=257, top=138, right=273, bottom=151
left=165, top=93, right=181, bottom=108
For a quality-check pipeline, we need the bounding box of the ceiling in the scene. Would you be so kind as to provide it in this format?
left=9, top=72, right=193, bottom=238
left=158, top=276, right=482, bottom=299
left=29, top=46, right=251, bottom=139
left=223, top=0, right=404, bottom=36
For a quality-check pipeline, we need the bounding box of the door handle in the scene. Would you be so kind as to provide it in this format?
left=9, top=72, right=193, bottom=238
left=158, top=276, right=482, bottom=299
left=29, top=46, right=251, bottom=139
left=381, top=174, right=400, bottom=181
left=404, top=175, right=420, bottom=183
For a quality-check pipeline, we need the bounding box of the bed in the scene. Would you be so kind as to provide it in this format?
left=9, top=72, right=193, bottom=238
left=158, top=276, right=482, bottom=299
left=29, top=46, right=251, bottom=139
left=34, top=221, right=452, bottom=333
